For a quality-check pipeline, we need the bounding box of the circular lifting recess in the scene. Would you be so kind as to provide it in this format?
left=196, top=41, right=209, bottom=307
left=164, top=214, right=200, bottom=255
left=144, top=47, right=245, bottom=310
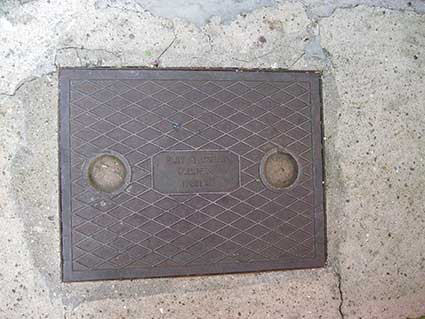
left=260, top=149, right=299, bottom=190
left=87, top=154, right=128, bottom=193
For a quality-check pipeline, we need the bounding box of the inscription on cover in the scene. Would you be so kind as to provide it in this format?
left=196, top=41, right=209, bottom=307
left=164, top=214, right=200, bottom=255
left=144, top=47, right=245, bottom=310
left=153, top=150, right=240, bottom=193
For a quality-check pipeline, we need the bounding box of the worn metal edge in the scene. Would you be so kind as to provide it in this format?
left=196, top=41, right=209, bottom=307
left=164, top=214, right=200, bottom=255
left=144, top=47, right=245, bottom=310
left=59, top=69, right=73, bottom=282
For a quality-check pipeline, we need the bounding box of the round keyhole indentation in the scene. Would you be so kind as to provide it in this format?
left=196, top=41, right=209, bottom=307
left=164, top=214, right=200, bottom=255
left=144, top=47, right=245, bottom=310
left=88, top=154, right=127, bottom=193
left=260, top=149, right=299, bottom=190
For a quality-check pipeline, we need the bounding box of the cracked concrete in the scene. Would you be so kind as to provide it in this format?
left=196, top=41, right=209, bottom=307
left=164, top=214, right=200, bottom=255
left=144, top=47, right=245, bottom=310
left=0, top=0, right=424, bottom=318
left=320, top=7, right=425, bottom=318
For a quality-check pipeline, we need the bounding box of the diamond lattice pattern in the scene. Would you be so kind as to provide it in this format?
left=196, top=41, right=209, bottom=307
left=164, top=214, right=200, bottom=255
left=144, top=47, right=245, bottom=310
left=69, top=78, right=315, bottom=271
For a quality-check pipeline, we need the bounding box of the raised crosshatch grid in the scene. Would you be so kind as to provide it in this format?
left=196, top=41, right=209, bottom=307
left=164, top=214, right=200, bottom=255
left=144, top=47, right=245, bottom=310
left=59, top=69, right=325, bottom=281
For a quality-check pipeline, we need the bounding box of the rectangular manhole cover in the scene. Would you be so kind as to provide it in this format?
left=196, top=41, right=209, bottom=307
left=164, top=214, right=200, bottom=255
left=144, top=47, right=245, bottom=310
left=59, top=68, right=325, bottom=281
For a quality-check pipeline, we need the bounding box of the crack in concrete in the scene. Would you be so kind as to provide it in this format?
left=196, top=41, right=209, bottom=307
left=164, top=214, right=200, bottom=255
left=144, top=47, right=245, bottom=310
left=0, top=76, right=38, bottom=98
left=298, top=12, right=349, bottom=319
left=336, top=271, right=345, bottom=319
left=93, top=0, right=425, bottom=25
left=323, top=3, right=362, bottom=18
left=1, top=1, right=423, bottom=96
left=57, top=46, right=122, bottom=58
left=299, top=0, right=424, bottom=20
left=54, top=46, right=123, bottom=68
left=231, top=49, right=300, bottom=66
left=1, top=1, right=425, bottom=317
left=231, top=56, right=250, bottom=63
left=288, top=52, right=306, bottom=68
left=231, top=52, right=270, bottom=64
left=75, top=49, right=82, bottom=65
left=155, top=33, right=177, bottom=65
left=203, top=31, right=214, bottom=52
left=95, top=0, right=278, bottom=25
left=94, top=0, right=148, bottom=15
left=323, top=2, right=424, bottom=18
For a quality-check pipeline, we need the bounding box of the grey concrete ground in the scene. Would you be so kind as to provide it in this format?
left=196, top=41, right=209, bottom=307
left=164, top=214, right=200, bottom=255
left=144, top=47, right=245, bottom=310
left=0, top=0, right=424, bottom=318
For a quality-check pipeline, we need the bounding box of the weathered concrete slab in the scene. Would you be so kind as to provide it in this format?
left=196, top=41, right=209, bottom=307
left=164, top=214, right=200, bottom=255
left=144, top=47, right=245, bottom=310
left=0, top=0, right=424, bottom=318
left=320, top=6, right=425, bottom=318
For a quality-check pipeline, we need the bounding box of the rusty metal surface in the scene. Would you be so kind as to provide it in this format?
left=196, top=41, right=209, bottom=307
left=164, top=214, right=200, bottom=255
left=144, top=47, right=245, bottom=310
left=59, top=68, right=325, bottom=281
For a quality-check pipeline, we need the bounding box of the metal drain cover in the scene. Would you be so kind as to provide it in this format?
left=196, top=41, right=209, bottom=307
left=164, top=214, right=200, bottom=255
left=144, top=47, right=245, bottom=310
left=59, top=68, right=325, bottom=281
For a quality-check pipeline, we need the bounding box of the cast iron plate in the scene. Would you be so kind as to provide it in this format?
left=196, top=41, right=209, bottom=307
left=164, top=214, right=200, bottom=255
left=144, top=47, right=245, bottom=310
left=59, top=68, right=325, bottom=281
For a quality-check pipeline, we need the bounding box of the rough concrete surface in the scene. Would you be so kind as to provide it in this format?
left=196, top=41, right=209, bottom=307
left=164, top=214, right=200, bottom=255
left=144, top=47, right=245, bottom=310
left=0, top=0, right=424, bottom=318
